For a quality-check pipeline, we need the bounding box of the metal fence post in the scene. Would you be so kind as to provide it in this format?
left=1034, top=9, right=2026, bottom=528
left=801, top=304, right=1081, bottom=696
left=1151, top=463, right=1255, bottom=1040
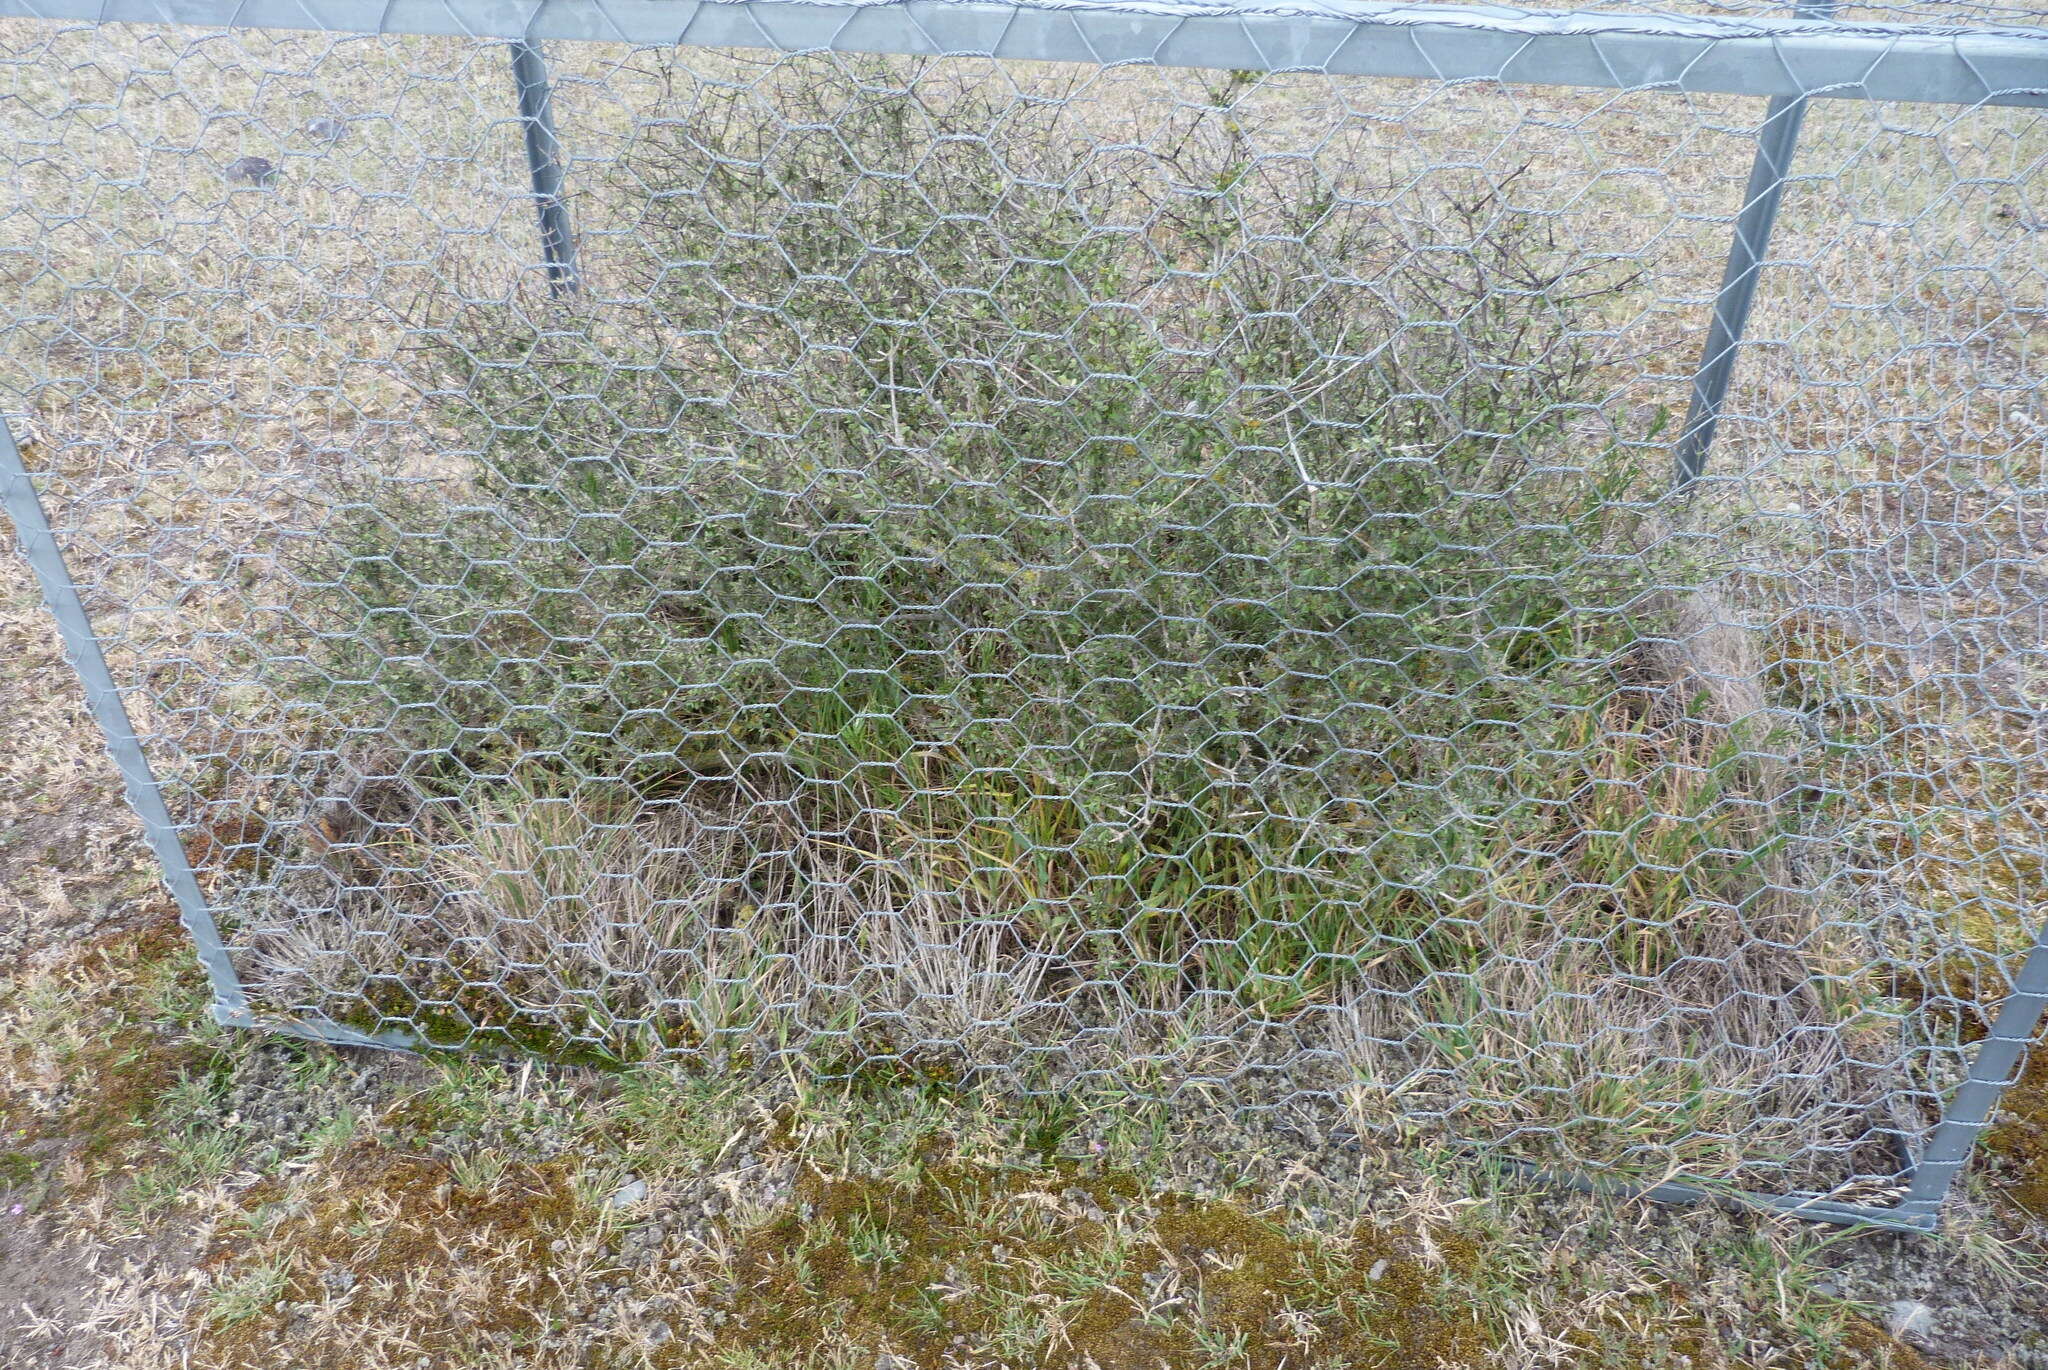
left=509, top=39, right=579, bottom=294
left=1670, top=90, right=1812, bottom=488
left=0, top=418, right=252, bottom=1022
left=1666, top=0, right=2045, bottom=1223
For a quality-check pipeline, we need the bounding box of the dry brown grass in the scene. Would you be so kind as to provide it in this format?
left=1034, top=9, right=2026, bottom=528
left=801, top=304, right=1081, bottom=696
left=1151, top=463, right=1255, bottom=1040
left=1, top=901, right=2038, bottom=1368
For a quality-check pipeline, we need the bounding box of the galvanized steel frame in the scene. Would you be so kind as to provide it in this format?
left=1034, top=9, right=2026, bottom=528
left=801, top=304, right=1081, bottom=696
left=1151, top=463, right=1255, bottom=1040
left=1, top=0, right=2045, bottom=1233
left=2, top=0, right=2046, bottom=107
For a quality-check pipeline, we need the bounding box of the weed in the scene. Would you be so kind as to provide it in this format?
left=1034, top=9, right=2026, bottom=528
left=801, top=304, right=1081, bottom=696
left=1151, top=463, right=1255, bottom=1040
left=204, top=1260, right=289, bottom=1328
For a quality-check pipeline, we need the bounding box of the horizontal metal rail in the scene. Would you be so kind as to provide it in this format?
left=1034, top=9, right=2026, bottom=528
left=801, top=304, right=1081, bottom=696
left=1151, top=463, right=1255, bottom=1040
left=6, top=0, right=2045, bottom=107
left=1490, top=1158, right=1937, bottom=1233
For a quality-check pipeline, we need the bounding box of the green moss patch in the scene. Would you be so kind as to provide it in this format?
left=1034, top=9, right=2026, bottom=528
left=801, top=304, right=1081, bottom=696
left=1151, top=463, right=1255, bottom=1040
left=0, top=911, right=214, bottom=1169
left=195, top=1144, right=584, bottom=1370
left=712, top=1155, right=1490, bottom=1370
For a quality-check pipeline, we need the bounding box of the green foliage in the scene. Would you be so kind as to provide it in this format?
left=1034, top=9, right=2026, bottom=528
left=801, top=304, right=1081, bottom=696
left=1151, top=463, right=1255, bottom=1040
left=203, top=1260, right=290, bottom=1329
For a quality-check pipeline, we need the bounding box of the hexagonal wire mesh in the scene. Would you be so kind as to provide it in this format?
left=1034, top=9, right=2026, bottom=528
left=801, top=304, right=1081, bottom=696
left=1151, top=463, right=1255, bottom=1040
left=0, top=0, right=2043, bottom=1230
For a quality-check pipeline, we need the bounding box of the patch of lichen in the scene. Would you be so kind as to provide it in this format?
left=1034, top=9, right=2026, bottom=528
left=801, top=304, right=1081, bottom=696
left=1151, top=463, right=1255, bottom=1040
left=709, top=1154, right=1493, bottom=1370
left=195, top=1141, right=584, bottom=1370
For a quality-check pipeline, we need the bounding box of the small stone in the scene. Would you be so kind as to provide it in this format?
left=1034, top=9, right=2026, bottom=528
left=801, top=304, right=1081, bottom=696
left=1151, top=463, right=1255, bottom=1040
left=224, top=155, right=277, bottom=187
left=608, top=1177, right=649, bottom=1209
left=647, top=1321, right=673, bottom=1346
left=303, top=115, right=349, bottom=142
left=1368, top=1258, right=1388, bottom=1281
left=1885, top=1300, right=1935, bottom=1340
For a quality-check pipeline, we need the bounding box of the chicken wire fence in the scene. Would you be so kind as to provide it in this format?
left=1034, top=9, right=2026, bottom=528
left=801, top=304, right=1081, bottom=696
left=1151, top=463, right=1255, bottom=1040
left=0, top=0, right=2044, bottom=1231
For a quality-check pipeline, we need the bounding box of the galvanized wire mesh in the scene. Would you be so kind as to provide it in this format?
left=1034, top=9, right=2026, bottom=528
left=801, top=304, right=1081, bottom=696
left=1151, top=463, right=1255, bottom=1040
left=0, top=0, right=2043, bottom=1224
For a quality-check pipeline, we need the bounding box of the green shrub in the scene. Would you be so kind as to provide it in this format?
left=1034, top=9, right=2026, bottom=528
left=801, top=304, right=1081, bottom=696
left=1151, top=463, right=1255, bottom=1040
left=287, top=59, right=1781, bottom=1021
